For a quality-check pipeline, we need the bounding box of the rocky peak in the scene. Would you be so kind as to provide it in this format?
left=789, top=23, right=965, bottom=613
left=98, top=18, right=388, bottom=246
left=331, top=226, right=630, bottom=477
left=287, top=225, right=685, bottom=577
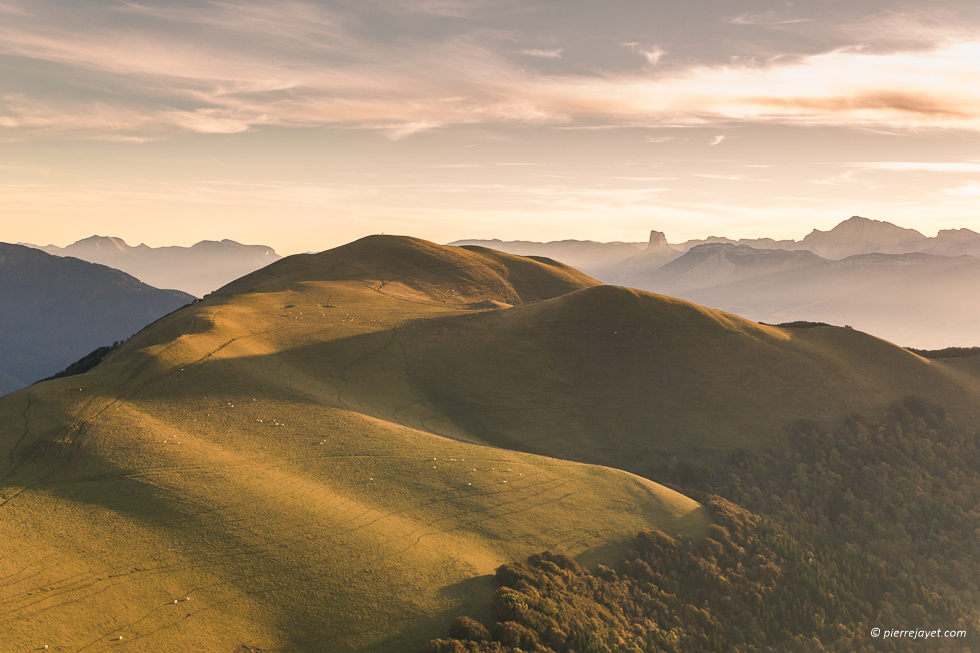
left=648, top=230, right=669, bottom=248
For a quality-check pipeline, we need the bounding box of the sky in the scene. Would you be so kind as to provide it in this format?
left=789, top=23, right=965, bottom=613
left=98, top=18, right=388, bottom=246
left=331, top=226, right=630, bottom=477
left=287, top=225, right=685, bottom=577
left=2, top=0, right=980, bottom=254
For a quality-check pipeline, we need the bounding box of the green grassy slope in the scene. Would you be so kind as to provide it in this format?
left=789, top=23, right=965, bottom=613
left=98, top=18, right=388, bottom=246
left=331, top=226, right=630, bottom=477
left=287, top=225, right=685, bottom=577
left=6, top=234, right=979, bottom=651
left=323, top=284, right=980, bottom=478
left=0, top=237, right=704, bottom=653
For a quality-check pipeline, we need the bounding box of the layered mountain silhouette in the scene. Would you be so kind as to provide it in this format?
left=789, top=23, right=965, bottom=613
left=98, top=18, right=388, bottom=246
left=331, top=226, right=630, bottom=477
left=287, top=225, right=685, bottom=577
left=619, top=243, right=980, bottom=348
left=0, top=243, right=194, bottom=390
left=671, top=216, right=980, bottom=259
left=795, top=216, right=929, bottom=258
left=593, top=230, right=683, bottom=282
left=447, top=237, right=645, bottom=275
left=459, top=217, right=980, bottom=347
left=681, top=216, right=939, bottom=259
left=24, top=235, right=281, bottom=297
left=457, top=216, right=980, bottom=275
left=921, top=228, right=980, bottom=257
left=3, top=235, right=980, bottom=651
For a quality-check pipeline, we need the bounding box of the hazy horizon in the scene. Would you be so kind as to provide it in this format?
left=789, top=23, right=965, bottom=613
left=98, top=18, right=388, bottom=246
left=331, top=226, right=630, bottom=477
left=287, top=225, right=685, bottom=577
left=4, top=1, right=980, bottom=255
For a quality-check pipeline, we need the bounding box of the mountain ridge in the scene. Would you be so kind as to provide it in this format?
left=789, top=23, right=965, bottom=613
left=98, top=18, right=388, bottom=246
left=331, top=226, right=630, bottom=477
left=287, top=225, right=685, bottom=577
left=0, top=242, right=194, bottom=389
left=624, top=242, right=980, bottom=348
left=454, top=216, right=980, bottom=282
left=24, top=235, right=281, bottom=297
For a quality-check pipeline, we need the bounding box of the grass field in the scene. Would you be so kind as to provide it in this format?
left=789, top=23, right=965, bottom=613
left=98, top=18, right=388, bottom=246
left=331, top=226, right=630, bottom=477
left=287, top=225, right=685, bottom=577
left=392, top=285, right=980, bottom=476
left=0, top=238, right=705, bottom=652
left=3, top=235, right=979, bottom=651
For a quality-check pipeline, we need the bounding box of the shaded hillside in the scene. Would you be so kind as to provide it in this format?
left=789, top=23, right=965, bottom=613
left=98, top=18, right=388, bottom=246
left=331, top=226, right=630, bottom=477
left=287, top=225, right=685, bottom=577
left=0, top=243, right=194, bottom=388
left=618, top=244, right=980, bottom=349
left=0, top=235, right=702, bottom=653
left=378, top=285, right=980, bottom=477
left=27, top=235, right=280, bottom=297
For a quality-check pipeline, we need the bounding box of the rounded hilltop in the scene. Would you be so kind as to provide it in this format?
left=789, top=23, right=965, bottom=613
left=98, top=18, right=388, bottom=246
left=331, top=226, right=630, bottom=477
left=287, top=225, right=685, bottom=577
left=213, top=233, right=600, bottom=305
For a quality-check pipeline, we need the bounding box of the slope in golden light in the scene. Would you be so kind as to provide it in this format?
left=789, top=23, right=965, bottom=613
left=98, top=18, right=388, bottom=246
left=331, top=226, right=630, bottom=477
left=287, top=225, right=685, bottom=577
left=0, top=236, right=703, bottom=652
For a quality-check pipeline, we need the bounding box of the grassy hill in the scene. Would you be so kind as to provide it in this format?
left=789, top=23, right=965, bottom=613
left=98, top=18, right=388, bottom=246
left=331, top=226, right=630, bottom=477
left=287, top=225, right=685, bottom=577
left=0, top=236, right=704, bottom=653
left=4, top=234, right=980, bottom=651
left=275, top=280, right=980, bottom=478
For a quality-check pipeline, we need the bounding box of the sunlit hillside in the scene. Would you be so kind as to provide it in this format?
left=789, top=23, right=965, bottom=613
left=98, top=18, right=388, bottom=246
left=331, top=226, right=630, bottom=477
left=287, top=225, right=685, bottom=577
left=4, top=235, right=980, bottom=651
left=0, top=237, right=706, bottom=653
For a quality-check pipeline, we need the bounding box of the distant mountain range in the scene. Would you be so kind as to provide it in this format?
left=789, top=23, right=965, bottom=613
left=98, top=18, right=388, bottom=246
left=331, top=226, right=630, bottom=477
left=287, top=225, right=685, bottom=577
left=0, top=243, right=194, bottom=392
left=455, top=216, right=980, bottom=276
left=455, top=216, right=980, bottom=347
left=448, top=237, right=646, bottom=274
left=684, top=216, right=980, bottom=259
left=22, top=235, right=281, bottom=297
left=628, top=244, right=980, bottom=348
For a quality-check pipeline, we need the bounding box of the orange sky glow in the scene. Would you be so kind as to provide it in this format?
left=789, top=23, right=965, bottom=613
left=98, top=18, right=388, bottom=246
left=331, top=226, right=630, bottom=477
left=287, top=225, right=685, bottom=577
left=2, top=1, right=980, bottom=253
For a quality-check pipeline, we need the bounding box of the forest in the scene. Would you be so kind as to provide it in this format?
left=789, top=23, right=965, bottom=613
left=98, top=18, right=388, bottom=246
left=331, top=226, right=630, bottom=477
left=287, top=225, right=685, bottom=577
left=426, top=398, right=980, bottom=652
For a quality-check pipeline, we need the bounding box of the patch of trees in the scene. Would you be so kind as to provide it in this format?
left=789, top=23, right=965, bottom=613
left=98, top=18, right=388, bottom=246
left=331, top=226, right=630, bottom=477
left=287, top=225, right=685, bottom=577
left=40, top=341, right=121, bottom=382
left=906, top=346, right=980, bottom=359
left=759, top=321, right=834, bottom=329
left=426, top=398, right=980, bottom=651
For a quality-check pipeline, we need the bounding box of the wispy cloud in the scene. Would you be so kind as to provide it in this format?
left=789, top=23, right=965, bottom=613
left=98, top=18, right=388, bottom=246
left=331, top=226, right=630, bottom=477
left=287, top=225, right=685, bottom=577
left=623, top=42, right=666, bottom=65
left=942, top=184, right=980, bottom=197
left=2, top=2, right=980, bottom=139
left=693, top=173, right=746, bottom=181
left=852, top=161, right=980, bottom=172
left=642, top=47, right=666, bottom=66
left=726, top=11, right=810, bottom=26
left=810, top=171, right=884, bottom=190
left=518, top=48, right=563, bottom=59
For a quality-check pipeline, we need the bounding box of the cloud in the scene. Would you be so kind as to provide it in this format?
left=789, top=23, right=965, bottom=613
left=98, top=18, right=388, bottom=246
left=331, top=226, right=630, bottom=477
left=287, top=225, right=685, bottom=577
left=3, top=2, right=980, bottom=139
left=693, top=173, right=746, bottom=180
left=519, top=48, right=563, bottom=59
left=709, top=135, right=725, bottom=145
left=809, top=171, right=884, bottom=191
left=642, top=47, right=666, bottom=65
left=942, top=184, right=980, bottom=197
left=726, top=12, right=810, bottom=26
left=853, top=161, right=980, bottom=172
left=623, top=42, right=666, bottom=65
